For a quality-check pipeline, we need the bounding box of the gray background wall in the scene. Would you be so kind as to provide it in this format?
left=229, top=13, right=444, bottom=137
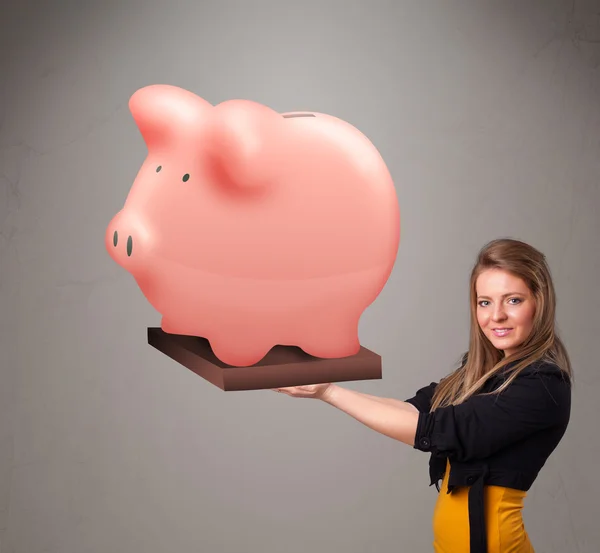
left=1, top=0, right=599, bottom=552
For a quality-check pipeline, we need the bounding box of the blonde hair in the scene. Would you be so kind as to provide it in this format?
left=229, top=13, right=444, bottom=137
left=430, top=238, right=572, bottom=411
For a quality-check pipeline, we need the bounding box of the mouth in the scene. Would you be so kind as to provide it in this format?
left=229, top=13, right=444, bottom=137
left=492, top=328, right=513, bottom=337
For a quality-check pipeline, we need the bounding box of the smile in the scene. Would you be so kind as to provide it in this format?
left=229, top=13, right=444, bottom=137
left=492, top=328, right=513, bottom=337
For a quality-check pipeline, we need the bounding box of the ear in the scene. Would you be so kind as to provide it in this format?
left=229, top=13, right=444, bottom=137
left=129, top=84, right=213, bottom=150
left=206, top=99, right=286, bottom=191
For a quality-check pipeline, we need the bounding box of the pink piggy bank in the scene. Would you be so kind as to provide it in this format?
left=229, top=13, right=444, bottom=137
left=106, top=85, right=400, bottom=367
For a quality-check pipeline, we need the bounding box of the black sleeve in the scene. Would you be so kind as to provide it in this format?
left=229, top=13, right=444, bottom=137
left=413, top=368, right=571, bottom=461
left=405, top=382, right=438, bottom=413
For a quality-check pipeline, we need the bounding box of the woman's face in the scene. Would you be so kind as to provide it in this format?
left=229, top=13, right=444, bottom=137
left=476, top=268, right=536, bottom=356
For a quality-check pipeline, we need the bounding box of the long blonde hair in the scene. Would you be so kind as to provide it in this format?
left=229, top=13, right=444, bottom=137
left=430, top=238, right=572, bottom=411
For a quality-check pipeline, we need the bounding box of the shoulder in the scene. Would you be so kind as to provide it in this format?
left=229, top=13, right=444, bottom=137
left=505, top=359, right=572, bottom=408
left=518, top=359, right=571, bottom=383
left=500, top=358, right=568, bottom=379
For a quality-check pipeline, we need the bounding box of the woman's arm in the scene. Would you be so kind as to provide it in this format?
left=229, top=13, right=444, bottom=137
left=361, top=393, right=420, bottom=412
left=412, top=366, right=571, bottom=461
left=320, top=384, right=420, bottom=446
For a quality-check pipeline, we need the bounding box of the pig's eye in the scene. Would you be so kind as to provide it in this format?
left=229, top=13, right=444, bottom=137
left=156, top=166, right=162, bottom=172
left=182, top=173, right=190, bottom=182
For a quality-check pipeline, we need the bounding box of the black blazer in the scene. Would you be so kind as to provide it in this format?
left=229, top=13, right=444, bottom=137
left=405, top=359, right=572, bottom=553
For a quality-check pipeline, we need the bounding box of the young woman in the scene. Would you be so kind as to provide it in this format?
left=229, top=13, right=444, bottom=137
left=273, top=238, right=573, bottom=553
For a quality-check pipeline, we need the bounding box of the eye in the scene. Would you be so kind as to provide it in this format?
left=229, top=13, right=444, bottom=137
left=478, top=301, right=489, bottom=307
left=182, top=173, right=190, bottom=182
left=508, top=298, right=521, bottom=304
left=156, top=166, right=162, bottom=172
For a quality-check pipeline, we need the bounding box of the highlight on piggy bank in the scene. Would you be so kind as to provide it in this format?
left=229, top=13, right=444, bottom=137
left=106, top=84, right=400, bottom=367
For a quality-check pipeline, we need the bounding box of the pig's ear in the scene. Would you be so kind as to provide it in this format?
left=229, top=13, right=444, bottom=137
left=206, top=100, right=285, bottom=191
left=129, top=85, right=212, bottom=150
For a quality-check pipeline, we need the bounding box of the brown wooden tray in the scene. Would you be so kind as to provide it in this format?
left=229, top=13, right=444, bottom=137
left=147, top=327, right=382, bottom=391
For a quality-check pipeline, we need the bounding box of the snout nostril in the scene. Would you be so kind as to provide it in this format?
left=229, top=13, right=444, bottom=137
left=113, top=230, right=118, bottom=247
left=127, top=236, right=133, bottom=257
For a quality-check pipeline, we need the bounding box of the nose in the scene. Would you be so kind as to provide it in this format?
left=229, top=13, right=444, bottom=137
left=105, top=210, right=149, bottom=272
left=491, top=303, right=507, bottom=322
left=112, top=229, right=134, bottom=256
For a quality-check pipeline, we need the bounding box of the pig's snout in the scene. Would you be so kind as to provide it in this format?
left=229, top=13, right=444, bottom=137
left=111, top=229, right=134, bottom=257
left=105, top=211, right=150, bottom=272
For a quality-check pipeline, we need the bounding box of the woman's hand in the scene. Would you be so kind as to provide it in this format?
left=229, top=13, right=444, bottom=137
left=272, top=382, right=333, bottom=400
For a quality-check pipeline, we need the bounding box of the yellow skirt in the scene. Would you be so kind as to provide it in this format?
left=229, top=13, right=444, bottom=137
left=433, top=461, right=534, bottom=553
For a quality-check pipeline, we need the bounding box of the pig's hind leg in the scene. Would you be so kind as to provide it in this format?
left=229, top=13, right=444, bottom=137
left=297, top=311, right=361, bottom=359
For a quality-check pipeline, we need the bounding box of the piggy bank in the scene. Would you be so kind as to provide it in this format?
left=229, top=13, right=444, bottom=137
left=106, top=85, right=400, bottom=367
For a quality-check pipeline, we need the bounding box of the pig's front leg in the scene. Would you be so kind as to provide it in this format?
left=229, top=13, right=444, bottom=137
left=209, top=335, right=271, bottom=368
left=161, top=317, right=177, bottom=334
